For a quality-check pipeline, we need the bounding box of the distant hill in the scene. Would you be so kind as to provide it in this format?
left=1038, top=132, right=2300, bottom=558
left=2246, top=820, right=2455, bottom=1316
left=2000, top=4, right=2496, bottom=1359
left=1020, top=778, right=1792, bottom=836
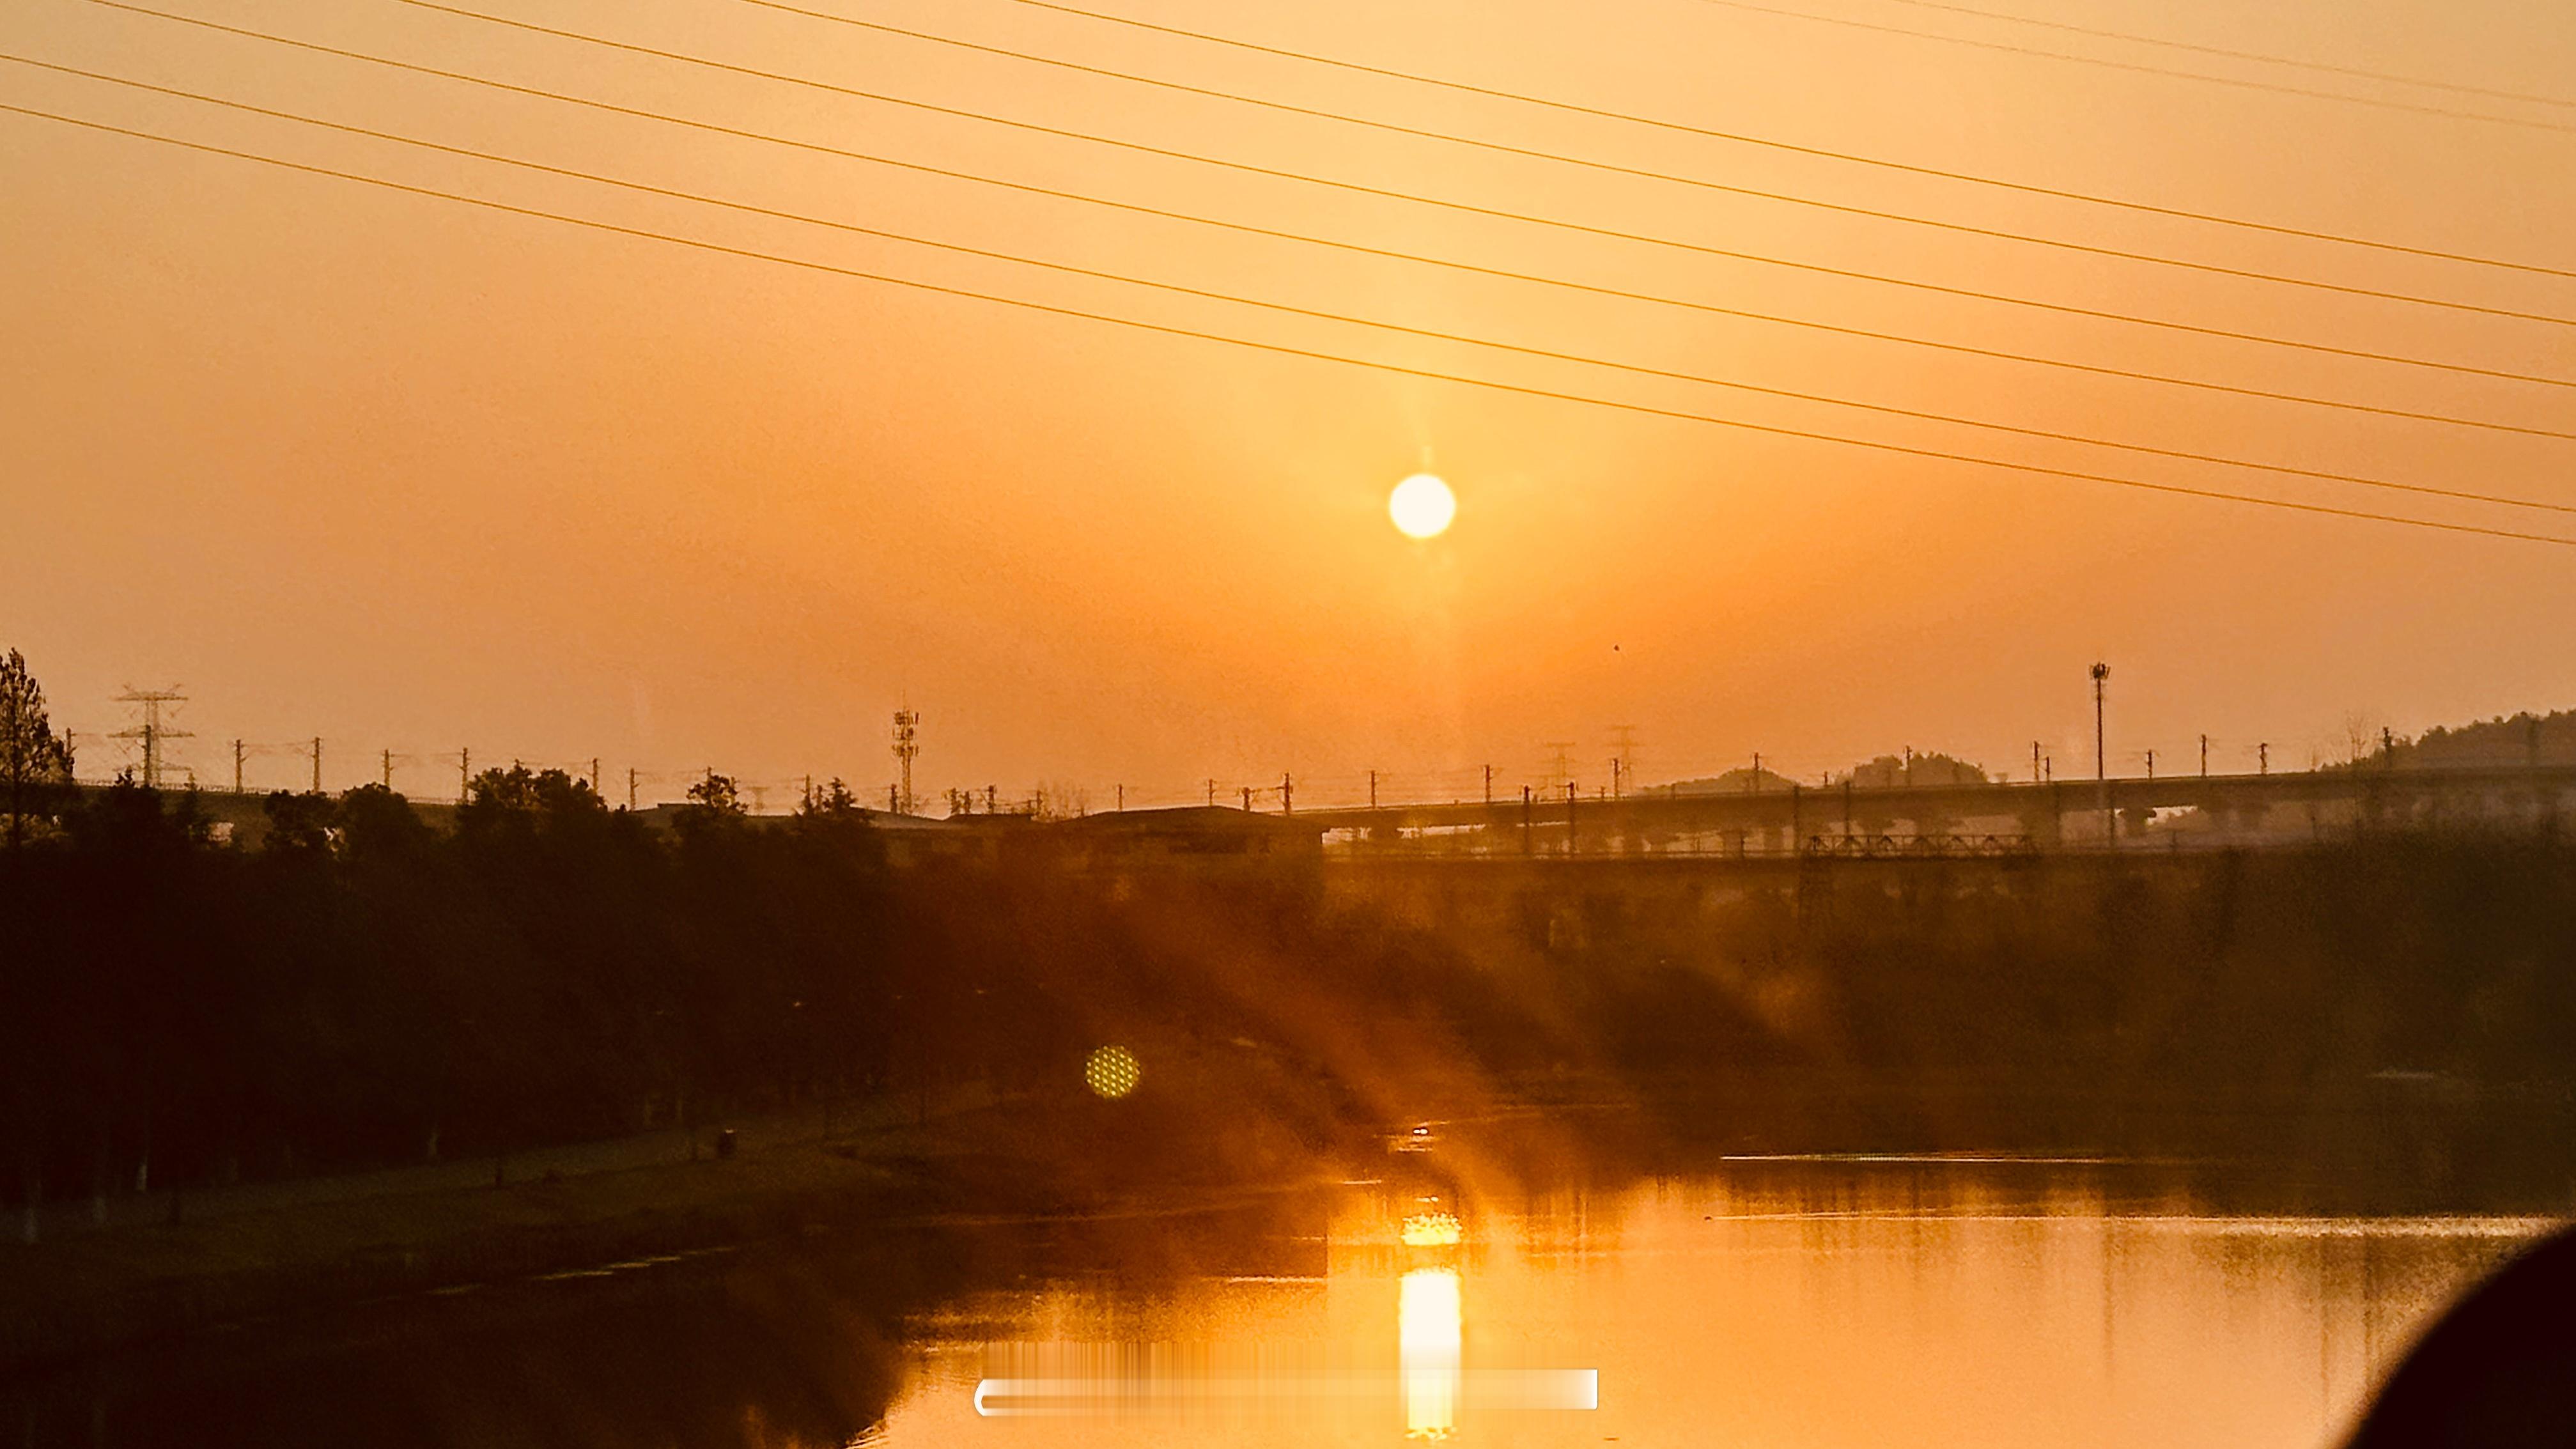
left=2339, top=709, right=2576, bottom=771
left=1663, top=752, right=1988, bottom=794
left=1662, top=766, right=1804, bottom=795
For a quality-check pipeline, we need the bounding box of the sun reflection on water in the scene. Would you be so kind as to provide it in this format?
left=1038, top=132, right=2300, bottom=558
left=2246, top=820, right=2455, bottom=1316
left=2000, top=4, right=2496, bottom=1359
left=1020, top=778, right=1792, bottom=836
left=1400, top=1266, right=1463, bottom=1439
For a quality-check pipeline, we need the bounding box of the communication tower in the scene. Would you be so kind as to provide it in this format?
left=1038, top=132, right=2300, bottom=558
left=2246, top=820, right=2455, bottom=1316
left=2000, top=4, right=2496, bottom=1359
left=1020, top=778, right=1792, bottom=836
left=891, top=708, right=920, bottom=815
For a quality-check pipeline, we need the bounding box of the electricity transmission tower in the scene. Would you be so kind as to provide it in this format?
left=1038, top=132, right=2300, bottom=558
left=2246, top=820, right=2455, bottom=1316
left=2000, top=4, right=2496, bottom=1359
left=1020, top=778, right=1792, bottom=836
left=111, top=687, right=192, bottom=788
left=1606, top=725, right=1640, bottom=786
left=1539, top=741, right=1576, bottom=793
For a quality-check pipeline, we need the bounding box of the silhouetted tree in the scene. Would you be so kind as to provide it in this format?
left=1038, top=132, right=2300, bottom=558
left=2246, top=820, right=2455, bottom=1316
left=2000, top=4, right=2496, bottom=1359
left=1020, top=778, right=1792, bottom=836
left=0, top=648, right=74, bottom=849
left=798, top=777, right=862, bottom=818
left=261, top=791, right=338, bottom=856
left=336, top=783, right=435, bottom=865
left=683, top=771, right=743, bottom=817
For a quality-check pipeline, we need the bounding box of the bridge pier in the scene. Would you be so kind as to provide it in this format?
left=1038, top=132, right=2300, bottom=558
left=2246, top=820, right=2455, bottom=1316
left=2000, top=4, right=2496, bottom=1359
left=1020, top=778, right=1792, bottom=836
left=2019, top=806, right=2063, bottom=848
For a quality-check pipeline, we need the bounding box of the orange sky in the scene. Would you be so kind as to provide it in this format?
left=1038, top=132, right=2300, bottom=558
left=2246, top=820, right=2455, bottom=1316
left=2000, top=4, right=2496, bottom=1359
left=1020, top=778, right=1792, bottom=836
left=4, top=0, right=2573, bottom=808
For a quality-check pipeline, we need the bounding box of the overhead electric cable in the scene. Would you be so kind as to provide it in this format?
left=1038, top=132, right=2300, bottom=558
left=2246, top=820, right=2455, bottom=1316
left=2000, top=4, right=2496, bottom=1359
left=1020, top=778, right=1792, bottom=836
left=3, top=98, right=2567, bottom=548
left=974, top=0, right=2576, bottom=279
left=16, top=50, right=2562, bottom=515
left=1879, top=0, right=2576, bottom=110
left=682, top=0, right=2576, bottom=324
left=77, top=4, right=2574, bottom=440
left=369, top=1, right=2576, bottom=386
left=1683, top=0, right=2576, bottom=136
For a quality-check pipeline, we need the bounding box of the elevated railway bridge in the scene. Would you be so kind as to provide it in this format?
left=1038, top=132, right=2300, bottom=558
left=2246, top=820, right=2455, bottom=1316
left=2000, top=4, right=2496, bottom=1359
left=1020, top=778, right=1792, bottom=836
left=1294, top=764, right=2576, bottom=859
left=1303, top=766, right=2576, bottom=944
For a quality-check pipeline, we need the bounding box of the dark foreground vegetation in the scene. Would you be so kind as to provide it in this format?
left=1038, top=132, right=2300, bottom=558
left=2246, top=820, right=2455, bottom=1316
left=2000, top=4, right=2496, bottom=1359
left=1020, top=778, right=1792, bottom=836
left=7, top=771, right=2576, bottom=1225
left=1525, top=839, right=2576, bottom=1181
left=0, top=769, right=1399, bottom=1221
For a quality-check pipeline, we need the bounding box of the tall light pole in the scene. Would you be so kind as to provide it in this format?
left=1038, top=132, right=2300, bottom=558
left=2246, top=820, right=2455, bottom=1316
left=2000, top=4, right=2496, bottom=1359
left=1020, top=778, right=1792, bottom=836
left=2091, top=662, right=2111, bottom=844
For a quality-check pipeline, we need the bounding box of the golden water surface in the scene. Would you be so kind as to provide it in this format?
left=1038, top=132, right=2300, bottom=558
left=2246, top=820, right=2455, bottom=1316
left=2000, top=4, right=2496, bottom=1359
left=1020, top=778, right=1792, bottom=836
left=878, top=1161, right=2547, bottom=1448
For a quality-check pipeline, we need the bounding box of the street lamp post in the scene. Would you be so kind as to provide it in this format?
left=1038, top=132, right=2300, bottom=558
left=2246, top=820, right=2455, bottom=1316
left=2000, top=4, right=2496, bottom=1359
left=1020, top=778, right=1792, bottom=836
left=2091, top=662, right=2112, bottom=845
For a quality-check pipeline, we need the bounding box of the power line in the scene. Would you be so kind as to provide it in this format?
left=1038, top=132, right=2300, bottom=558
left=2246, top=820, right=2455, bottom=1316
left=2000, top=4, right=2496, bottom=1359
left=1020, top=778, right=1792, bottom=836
left=398, top=6, right=2576, bottom=387
left=22, top=54, right=2564, bottom=517
left=974, top=0, right=2576, bottom=279
left=68, top=4, right=2573, bottom=438
left=6, top=99, right=2569, bottom=548
left=115, top=1, right=2576, bottom=387
left=703, top=0, right=2576, bottom=324
left=1683, top=0, right=2576, bottom=136
left=1876, top=0, right=2576, bottom=111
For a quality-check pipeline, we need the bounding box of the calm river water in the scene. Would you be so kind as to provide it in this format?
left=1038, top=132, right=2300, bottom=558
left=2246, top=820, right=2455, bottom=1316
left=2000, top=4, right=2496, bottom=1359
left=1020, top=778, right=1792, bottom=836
left=10, top=1152, right=2559, bottom=1448
left=880, top=1159, right=2548, bottom=1449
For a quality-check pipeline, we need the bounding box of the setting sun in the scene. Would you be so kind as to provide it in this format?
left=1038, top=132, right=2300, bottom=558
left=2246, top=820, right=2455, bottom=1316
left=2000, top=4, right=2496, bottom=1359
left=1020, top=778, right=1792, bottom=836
left=1388, top=474, right=1456, bottom=539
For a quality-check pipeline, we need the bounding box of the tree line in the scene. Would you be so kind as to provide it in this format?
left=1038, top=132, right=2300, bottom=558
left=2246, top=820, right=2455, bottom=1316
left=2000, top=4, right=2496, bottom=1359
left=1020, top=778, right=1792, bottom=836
left=3, top=764, right=922, bottom=1221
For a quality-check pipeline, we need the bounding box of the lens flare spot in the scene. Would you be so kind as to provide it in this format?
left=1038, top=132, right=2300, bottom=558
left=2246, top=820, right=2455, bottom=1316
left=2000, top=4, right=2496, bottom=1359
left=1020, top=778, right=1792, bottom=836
left=1084, top=1044, right=1141, bottom=1099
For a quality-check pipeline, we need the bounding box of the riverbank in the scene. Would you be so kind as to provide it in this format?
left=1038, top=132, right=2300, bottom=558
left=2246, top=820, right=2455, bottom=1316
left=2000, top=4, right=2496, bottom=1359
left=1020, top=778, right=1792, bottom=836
left=0, top=1104, right=1070, bottom=1374
left=0, top=1046, right=1381, bottom=1378
left=16, top=1051, right=2574, bottom=1376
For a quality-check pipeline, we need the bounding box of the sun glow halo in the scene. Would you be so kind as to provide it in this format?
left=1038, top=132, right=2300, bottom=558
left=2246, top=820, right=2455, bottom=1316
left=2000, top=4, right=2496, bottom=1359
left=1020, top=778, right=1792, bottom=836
left=1388, top=474, right=1456, bottom=539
